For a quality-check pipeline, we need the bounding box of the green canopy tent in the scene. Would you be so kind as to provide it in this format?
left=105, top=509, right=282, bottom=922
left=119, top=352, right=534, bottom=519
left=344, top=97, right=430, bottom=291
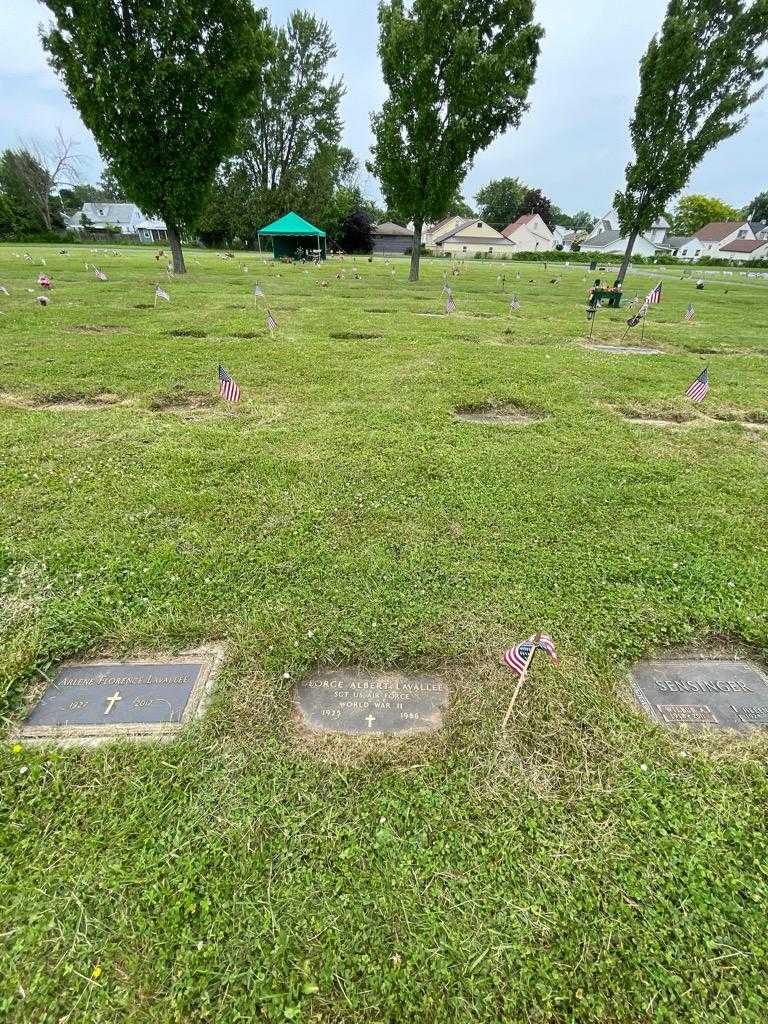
left=257, top=211, right=327, bottom=260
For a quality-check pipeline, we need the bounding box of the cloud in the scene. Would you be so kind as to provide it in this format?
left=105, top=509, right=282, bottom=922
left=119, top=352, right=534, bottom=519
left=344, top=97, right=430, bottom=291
left=2, top=0, right=766, bottom=212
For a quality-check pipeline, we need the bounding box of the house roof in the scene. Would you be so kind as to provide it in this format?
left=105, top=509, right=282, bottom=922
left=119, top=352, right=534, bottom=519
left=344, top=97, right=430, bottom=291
left=438, top=235, right=514, bottom=246
left=695, top=221, right=746, bottom=241
left=581, top=229, right=621, bottom=248
left=502, top=213, right=538, bottom=235
left=80, top=202, right=141, bottom=224
left=373, top=221, right=412, bottom=236
left=749, top=221, right=768, bottom=235
left=665, top=235, right=693, bottom=249
left=431, top=219, right=475, bottom=243
left=258, top=211, right=325, bottom=236
left=719, top=238, right=767, bottom=253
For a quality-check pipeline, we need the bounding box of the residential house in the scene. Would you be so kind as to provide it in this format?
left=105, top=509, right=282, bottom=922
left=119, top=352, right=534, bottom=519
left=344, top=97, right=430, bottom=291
left=552, top=224, right=571, bottom=248
left=501, top=213, right=555, bottom=252
left=716, top=238, right=768, bottom=263
left=71, top=202, right=167, bottom=242
left=665, top=235, right=694, bottom=257
left=748, top=221, right=768, bottom=241
left=580, top=229, right=659, bottom=257
left=372, top=221, right=413, bottom=254
left=429, top=217, right=513, bottom=257
left=423, top=214, right=469, bottom=246
left=677, top=221, right=754, bottom=260
left=585, top=208, right=671, bottom=246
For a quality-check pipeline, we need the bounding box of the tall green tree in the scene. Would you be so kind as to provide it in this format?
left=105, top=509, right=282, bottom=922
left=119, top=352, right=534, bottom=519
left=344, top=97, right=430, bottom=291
left=369, top=1, right=542, bottom=281
left=671, top=193, right=742, bottom=235
left=519, top=187, right=554, bottom=228
left=745, top=190, right=768, bottom=222
left=40, top=0, right=270, bottom=272
left=234, top=10, right=349, bottom=219
left=614, top=0, right=768, bottom=284
left=475, top=176, right=528, bottom=228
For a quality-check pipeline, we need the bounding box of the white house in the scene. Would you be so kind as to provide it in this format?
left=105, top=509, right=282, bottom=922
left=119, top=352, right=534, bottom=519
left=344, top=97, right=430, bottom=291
left=580, top=229, right=659, bottom=257
left=716, top=238, right=768, bottom=263
left=71, top=202, right=167, bottom=242
left=501, top=213, right=555, bottom=252
left=552, top=224, right=571, bottom=248
left=676, top=221, right=754, bottom=260
left=582, top=208, right=669, bottom=250
left=428, top=217, right=513, bottom=257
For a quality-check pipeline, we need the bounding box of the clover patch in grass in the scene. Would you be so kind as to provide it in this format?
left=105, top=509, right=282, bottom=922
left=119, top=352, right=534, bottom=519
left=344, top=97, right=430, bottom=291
left=454, top=400, right=549, bottom=427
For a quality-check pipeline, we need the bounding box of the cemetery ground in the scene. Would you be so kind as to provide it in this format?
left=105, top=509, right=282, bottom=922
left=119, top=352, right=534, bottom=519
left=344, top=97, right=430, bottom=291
left=1, top=243, right=768, bottom=1024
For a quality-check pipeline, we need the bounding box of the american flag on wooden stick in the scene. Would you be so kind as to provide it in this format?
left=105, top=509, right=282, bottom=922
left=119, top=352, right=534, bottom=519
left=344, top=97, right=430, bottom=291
left=645, top=281, right=662, bottom=305
left=253, top=284, right=264, bottom=298
left=155, top=285, right=170, bottom=302
left=509, top=294, right=521, bottom=311
left=502, top=634, right=560, bottom=677
left=446, top=290, right=456, bottom=314
left=685, top=366, right=709, bottom=402
left=266, top=308, right=278, bottom=331
left=683, top=303, right=695, bottom=322
left=218, top=364, right=241, bottom=402
left=94, top=268, right=108, bottom=281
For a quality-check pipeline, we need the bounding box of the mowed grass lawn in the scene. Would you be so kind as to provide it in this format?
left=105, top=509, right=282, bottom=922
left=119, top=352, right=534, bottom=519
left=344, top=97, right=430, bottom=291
left=2, top=243, right=768, bottom=1023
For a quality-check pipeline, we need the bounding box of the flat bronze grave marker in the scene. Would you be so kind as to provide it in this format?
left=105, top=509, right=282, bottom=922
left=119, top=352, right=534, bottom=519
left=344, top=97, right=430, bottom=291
left=631, top=658, right=768, bottom=732
left=295, top=669, right=449, bottom=735
left=16, top=652, right=219, bottom=745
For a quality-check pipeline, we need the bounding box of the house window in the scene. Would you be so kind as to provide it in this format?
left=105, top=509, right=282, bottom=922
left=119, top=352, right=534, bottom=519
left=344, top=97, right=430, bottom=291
left=488, top=246, right=493, bottom=252
left=737, top=229, right=747, bottom=238
left=477, top=222, right=482, bottom=228
left=462, top=246, right=467, bottom=252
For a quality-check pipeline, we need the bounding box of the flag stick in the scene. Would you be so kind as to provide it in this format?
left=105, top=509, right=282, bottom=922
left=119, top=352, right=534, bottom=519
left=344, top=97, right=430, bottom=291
left=640, top=314, right=646, bottom=345
left=154, top=286, right=158, bottom=309
left=589, top=304, right=596, bottom=339
left=502, top=632, right=540, bottom=729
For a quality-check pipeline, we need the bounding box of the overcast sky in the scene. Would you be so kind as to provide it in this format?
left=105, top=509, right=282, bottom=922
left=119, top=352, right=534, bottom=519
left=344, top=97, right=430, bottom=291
left=2, top=0, right=766, bottom=216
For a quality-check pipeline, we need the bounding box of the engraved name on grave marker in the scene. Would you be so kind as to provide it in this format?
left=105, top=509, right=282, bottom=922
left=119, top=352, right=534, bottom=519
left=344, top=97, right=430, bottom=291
left=295, top=669, right=449, bottom=735
left=631, top=658, right=768, bottom=732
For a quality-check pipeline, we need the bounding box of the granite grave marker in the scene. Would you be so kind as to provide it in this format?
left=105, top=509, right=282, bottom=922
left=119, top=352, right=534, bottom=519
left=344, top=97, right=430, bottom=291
left=631, top=658, right=768, bottom=732
left=295, top=669, right=449, bottom=735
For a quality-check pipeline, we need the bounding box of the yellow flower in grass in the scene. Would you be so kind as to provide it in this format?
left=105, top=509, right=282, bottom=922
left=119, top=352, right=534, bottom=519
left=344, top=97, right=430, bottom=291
left=91, top=965, right=102, bottom=980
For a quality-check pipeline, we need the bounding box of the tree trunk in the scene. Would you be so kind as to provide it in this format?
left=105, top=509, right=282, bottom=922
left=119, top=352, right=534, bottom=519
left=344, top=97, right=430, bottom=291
left=616, top=227, right=639, bottom=285
left=167, top=223, right=186, bottom=274
left=409, top=221, right=422, bottom=282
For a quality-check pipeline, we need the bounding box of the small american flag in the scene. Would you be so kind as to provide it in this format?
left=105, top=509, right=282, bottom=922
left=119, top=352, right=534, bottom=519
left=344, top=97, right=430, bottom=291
left=626, top=301, right=648, bottom=328
left=502, top=634, right=560, bottom=677
left=683, top=303, right=695, bottom=322
left=94, top=268, right=108, bottom=281
left=645, top=281, right=662, bottom=305
left=510, top=294, right=521, bottom=311
left=253, top=284, right=264, bottom=298
left=218, top=364, right=241, bottom=402
left=446, top=290, right=456, bottom=314
left=686, top=367, right=709, bottom=402
left=266, top=308, right=278, bottom=331
left=0, top=285, right=8, bottom=295
left=155, top=285, right=170, bottom=302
